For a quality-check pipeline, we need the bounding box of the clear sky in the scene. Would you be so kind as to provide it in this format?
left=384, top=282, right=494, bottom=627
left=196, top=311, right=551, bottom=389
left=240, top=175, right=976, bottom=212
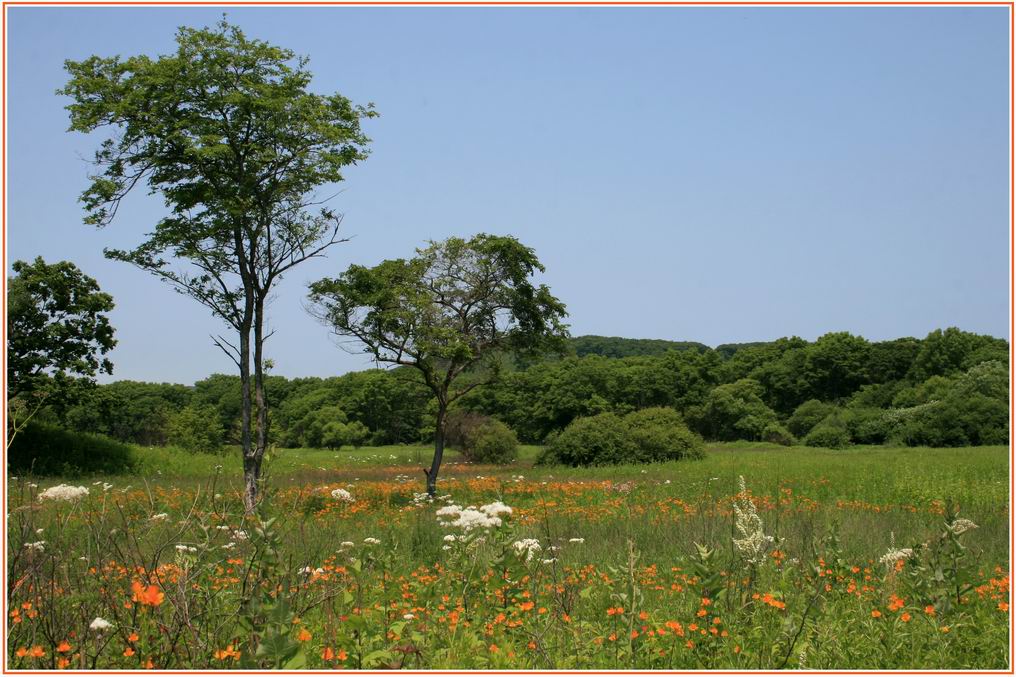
left=6, top=6, right=1010, bottom=385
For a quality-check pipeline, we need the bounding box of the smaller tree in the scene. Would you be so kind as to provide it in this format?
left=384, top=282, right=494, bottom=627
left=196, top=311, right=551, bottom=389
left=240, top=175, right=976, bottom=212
left=7, top=257, right=116, bottom=446
left=167, top=403, right=226, bottom=454
left=309, top=233, right=568, bottom=495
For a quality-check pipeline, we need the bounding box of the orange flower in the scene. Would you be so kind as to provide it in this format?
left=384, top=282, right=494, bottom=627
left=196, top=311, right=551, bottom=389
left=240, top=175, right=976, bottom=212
left=696, top=609, right=708, bottom=617
left=337, top=649, right=348, bottom=661
left=297, top=628, right=312, bottom=642
left=489, top=644, right=499, bottom=653
left=606, top=606, right=624, bottom=616
left=128, top=633, right=139, bottom=643
left=999, top=602, right=1009, bottom=612
left=638, top=610, right=649, bottom=621
left=871, top=610, right=882, bottom=618
left=924, top=605, right=936, bottom=616
left=321, top=647, right=335, bottom=661
left=56, top=641, right=72, bottom=653
left=123, top=647, right=135, bottom=657
left=30, top=646, right=45, bottom=658
left=901, top=612, right=911, bottom=622
left=213, top=645, right=240, bottom=660
left=131, top=581, right=165, bottom=607
left=15, top=648, right=27, bottom=658
left=519, top=601, right=535, bottom=612
left=940, top=626, right=950, bottom=633
left=57, top=657, right=70, bottom=669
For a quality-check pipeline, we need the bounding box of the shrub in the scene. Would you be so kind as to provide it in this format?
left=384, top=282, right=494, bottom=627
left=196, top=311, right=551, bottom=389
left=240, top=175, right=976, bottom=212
left=803, top=420, right=851, bottom=449
left=8, top=422, right=135, bottom=475
left=166, top=404, right=224, bottom=454
left=761, top=422, right=796, bottom=446
left=624, top=407, right=704, bottom=461
left=469, top=421, right=518, bottom=465
left=542, top=413, right=637, bottom=466
left=445, top=411, right=518, bottom=464
left=787, top=400, right=837, bottom=438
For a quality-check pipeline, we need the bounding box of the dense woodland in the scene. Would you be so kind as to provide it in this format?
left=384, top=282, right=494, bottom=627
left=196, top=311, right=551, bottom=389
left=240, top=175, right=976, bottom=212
left=23, top=327, right=1010, bottom=458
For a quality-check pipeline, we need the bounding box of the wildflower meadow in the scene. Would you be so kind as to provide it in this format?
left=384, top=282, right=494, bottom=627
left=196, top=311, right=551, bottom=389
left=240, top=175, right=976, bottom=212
left=6, top=443, right=1010, bottom=670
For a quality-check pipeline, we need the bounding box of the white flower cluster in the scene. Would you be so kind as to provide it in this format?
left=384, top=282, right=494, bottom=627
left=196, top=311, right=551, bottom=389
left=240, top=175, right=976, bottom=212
left=89, top=617, right=112, bottom=632
left=38, top=484, right=89, bottom=502
left=339, top=541, right=355, bottom=549
left=947, top=518, right=979, bottom=536
left=175, top=544, right=198, bottom=553
left=732, top=476, right=777, bottom=566
left=436, top=501, right=513, bottom=532
left=24, top=541, right=45, bottom=553
left=512, top=538, right=542, bottom=562
left=150, top=513, right=169, bottom=522
left=331, top=488, right=354, bottom=502
left=298, top=566, right=325, bottom=576
left=364, top=537, right=381, bottom=545
left=568, top=538, right=585, bottom=544
left=878, top=532, right=913, bottom=569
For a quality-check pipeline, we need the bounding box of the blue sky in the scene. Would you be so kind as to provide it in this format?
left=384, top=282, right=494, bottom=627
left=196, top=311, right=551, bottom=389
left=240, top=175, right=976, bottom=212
left=6, top=6, right=1010, bottom=384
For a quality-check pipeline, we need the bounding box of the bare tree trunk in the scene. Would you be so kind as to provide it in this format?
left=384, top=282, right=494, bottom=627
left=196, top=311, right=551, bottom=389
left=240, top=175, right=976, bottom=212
left=249, top=296, right=269, bottom=509
left=424, top=402, right=447, bottom=497
left=240, top=319, right=257, bottom=513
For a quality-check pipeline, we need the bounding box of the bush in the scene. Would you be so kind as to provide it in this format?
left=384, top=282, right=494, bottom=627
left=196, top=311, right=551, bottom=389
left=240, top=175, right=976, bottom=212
left=761, top=422, right=796, bottom=446
left=166, top=404, right=224, bottom=454
left=445, top=411, right=518, bottom=464
left=8, top=422, right=135, bottom=475
left=469, top=421, right=518, bottom=464
left=803, top=421, right=851, bottom=449
left=787, top=400, right=837, bottom=438
left=624, top=407, right=704, bottom=461
left=542, top=413, right=637, bottom=466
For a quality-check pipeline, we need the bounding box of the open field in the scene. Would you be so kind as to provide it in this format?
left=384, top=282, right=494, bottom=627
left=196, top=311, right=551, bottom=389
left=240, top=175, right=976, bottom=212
left=7, top=444, right=1010, bottom=669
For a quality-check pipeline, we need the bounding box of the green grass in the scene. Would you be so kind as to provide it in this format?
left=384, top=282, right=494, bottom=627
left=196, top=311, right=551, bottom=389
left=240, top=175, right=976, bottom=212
left=9, top=442, right=1010, bottom=669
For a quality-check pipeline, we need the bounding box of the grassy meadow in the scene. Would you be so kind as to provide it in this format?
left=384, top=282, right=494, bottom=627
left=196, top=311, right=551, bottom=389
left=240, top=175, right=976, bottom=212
left=7, top=443, right=1010, bottom=670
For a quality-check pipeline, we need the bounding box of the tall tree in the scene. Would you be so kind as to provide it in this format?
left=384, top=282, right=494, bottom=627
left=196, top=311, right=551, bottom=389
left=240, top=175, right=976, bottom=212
left=7, top=257, right=117, bottom=446
left=61, top=20, right=375, bottom=510
left=308, top=234, right=568, bottom=495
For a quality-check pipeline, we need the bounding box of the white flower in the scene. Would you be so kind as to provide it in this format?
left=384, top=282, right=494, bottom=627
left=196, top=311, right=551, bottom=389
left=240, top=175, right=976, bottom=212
left=38, top=484, right=89, bottom=502
left=24, top=541, right=45, bottom=552
left=35, top=528, right=43, bottom=535
left=480, top=501, right=513, bottom=518
left=878, top=532, right=914, bottom=569
left=89, top=617, right=112, bottom=632
left=732, top=476, right=778, bottom=566
left=443, top=534, right=457, bottom=543
left=947, top=518, right=979, bottom=536
left=233, top=530, right=248, bottom=541
left=541, top=558, right=557, bottom=565
left=102, top=483, right=113, bottom=491
left=512, top=538, right=542, bottom=562
left=568, top=538, right=584, bottom=544
left=403, top=613, right=415, bottom=620
left=150, top=513, right=169, bottom=522
left=340, top=541, right=355, bottom=549
left=442, top=545, right=452, bottom=551
left=364, top=537, right=381, bottom=545
left=330, top=488, right=354, bottom=503
left=216, top=525, right=231, bottom=531
left=221, top=542, right=236, bottom=551
left=175, top=544, right=197, bottom=553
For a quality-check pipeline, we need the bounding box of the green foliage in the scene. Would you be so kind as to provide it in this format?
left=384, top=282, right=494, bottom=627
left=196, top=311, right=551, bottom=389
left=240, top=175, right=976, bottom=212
left=624, top=407, right=704, bottom=461
left=570, top=335, right=708, bottom=358
left=8, top=422, right=135, bottom=475
left=803, top=416, right=851, bottom=449
left=166, top=403, right=225, bottom=454
left=542, top=412, right=637, bottom=466
left=469, top=420, right=519, bottom=464
left=7, top=257, right=116, bottom=397
left=760, top=422, right=796, bottom=446
left=787, top=399, right=838, bottom=438
left=694, top=379, right=780, bottom=441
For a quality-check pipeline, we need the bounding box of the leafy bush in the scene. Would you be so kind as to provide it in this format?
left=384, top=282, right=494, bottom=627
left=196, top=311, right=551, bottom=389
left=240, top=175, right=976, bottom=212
left=469, top=421, right=518, bottom=464
left=787, top=400, right=837, bottom=438
left=166, top=403, right=224, bottom=454
left=8, top=422, right=135, bottom=475
left=803, top=420, right=851, bottom=449
left=321, top=421, right=371, bottom=449
left=543, top=409, right=705, bottom=466
left=444, top=411, right=518, bottom=464
left=541, top=413, right=637, bottom=466
left=760, top=422, right=796, bottom=446
left=624, top=407, right=704, bottom=461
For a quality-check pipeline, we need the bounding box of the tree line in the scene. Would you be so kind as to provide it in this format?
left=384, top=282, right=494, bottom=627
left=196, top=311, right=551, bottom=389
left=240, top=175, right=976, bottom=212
left=19, top=327, right=1009, bottom=454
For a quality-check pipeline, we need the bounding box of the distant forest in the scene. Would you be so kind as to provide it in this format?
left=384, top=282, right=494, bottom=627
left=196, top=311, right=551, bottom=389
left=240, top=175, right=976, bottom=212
left=29, top=328, right=1010, bottom=452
